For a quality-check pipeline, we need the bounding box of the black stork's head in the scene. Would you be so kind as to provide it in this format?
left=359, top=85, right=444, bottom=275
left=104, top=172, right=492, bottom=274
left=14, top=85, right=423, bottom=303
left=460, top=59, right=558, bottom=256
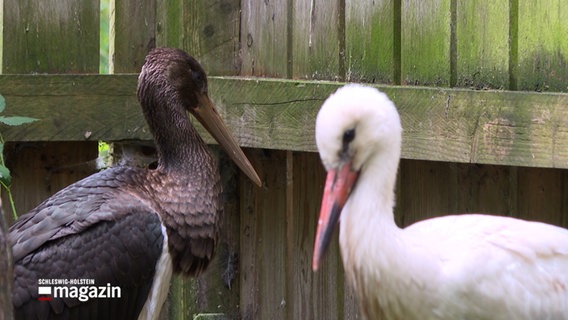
left=137, top=48, right=261, bottom=186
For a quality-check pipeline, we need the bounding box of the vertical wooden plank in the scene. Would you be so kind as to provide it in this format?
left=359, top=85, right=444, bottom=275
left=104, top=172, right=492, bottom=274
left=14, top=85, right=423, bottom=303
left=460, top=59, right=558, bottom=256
left=292, top=0, right=342, bottom=80
left=286, top=152, right=356, bottom=319
left=397, top=162, right=518, bottom=227
left=0, top=0, right=4, bottom=74
left=2, top=0, right=98, bottom=217
left=240, top=156, right=260, bottom=320
left=517, top=0, right=568, bottom=92
left=214, top=149, right=242, bottom=318
left=240, top=0, right=289, bottom=77
left=508, top=0, right=518, bottom=90
left=345, top=0, right=395, bottom=83
left=157, top=0, right=241, bottom=75
left=563, top=171, right=568, bottom=228
left=184, top=0, right=241, bottom=76
left=285, top=151, right=295, bottom=319
left=240, top=149, right=288, bottom=320
left=455, top=1, right=509, bottom=89
left=113, top=0, right=156, bottom=72
left=455, top=164, right=514, bottom=215
left=155, top=0, right=184, bottom=49
left=516, top=167, right=564, bottom=226
left=169, top=276, right=196, bottom=320
left=401, top=0, right=451, bottom=86
left=396, top=159, right=458, bottom=227
left=0, top=203, right=14, bottom=320
left=3, top=0, right=99, bottom=73
left=3, top=142, right=97, bottom=216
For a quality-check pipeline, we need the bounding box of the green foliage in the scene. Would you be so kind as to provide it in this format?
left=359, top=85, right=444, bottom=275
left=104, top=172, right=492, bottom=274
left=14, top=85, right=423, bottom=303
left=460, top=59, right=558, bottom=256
left=97, top=141, right=113, bottom=169
left=0, top=94, right=39, bottom=219
left=99, top=0, right=110, bottom=74
left=0, top=116, right=38, bottom=126
left=0, top=143, right=10, bottom=188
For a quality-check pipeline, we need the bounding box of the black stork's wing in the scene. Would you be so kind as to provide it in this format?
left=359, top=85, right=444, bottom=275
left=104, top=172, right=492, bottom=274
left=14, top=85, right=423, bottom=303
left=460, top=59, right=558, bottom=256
left=10, top=167, right=165, bottom=320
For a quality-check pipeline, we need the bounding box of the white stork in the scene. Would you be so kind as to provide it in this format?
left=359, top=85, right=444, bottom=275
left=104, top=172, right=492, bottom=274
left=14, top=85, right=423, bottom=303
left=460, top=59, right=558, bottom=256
left=312, top=84, right=568, bottom=319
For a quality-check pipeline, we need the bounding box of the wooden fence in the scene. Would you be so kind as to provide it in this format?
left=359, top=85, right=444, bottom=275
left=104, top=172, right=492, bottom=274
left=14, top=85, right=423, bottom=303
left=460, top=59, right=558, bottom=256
left=1, top=0, right=568, bottom=319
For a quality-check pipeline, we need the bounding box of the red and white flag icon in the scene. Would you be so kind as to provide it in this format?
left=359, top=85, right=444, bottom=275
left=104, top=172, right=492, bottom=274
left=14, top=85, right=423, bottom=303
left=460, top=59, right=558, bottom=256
left=38, top=286, right=52, bottom=301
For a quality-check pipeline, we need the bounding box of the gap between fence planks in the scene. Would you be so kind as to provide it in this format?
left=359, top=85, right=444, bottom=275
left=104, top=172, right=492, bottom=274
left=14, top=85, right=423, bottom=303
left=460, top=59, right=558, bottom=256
left=1, top=75, right=567, bottom=169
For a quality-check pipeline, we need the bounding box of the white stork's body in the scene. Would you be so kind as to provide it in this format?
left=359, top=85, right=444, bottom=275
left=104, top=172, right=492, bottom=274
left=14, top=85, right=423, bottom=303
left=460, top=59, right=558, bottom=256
left=312, top=84, right=568, bottom=320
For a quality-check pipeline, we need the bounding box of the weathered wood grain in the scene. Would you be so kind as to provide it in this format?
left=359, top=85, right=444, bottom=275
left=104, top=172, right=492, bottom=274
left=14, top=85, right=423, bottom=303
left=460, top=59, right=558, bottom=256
left=286, top=152, right=356, bottom=319
left=0, top=74, right=141, bottom=143
left=239, top=149, right=288, bottom=320
left=2, top=75, right=568, bottom=169
left=517, top=0, right=568, bottom=92
left=239, top=150, right=357, bottom=319
left=114, top=0, right=156, bottom=72
left=2, top=141, right=98, bottom=215
left=184, top=0, right=241, bottom=75
left=516, top=167, right=566, bottom=227
left=345, top=0, right=395, bottom=83
left=214, top=80, right=568, bottom=171
left=455, top=1, right=509, bottom=89
left=2, top=0, right=99, bottom=73
left=240, top=0, right=290, bottom=77
left=292, top=0, right=343, bottom=80
left=0, top=204, right=13, bottom=320
left=397, top=160, right=458, bottom=226
left=401, top=0, right=451, bottom=86
left=396, top=160, right=566, bottom=245
left=563, top=173, right=568, bottom=227
left=155, top=0, right=183, bottom=48
left=455, top=164, right=516, bottom=216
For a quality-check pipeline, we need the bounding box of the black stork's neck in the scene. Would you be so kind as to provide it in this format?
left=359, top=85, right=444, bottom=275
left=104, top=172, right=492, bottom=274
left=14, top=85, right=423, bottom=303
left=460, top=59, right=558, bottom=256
left=136, top=50, right=211, bottom=172
left=140, top=87, right=210, bottom=172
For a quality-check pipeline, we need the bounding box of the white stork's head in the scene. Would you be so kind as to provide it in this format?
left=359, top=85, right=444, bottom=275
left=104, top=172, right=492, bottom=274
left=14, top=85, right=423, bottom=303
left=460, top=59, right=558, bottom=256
left=312, top=84, right=402, bottom=271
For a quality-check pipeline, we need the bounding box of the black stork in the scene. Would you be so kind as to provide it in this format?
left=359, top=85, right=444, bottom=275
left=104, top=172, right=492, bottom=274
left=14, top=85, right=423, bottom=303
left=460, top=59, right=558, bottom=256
left=10, top=48, right=261, bottom=320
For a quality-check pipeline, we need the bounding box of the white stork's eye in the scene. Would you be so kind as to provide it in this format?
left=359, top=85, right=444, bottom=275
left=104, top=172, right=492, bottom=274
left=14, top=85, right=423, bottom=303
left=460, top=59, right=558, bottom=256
left=342, top=128, right=356, bottom=145
left=339, top=127, right=356, bottom=159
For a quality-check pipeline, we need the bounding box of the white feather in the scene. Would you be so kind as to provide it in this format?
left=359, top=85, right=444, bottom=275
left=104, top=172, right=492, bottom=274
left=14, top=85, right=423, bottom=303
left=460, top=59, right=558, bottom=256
left=138, top=224, right=173, bottom=320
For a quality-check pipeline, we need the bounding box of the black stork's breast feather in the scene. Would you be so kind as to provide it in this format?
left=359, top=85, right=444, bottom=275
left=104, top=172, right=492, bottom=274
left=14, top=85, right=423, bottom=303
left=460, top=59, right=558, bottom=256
left=10, top=48, right=261, bottom=320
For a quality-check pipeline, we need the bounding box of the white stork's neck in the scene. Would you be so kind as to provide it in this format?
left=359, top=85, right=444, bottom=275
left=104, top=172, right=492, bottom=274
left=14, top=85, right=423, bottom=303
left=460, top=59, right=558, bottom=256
left=338, top=142, right=441, bottom=319
left=339, top=143, right=406, bottom=278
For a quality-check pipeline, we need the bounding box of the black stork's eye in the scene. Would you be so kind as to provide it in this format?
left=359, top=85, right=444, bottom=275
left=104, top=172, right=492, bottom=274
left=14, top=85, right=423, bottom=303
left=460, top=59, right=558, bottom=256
left=192, top=70, right=205, bottom=85
left=342, top=128, right=356, bottom=145
left=192, top=70, right=203, bottom=82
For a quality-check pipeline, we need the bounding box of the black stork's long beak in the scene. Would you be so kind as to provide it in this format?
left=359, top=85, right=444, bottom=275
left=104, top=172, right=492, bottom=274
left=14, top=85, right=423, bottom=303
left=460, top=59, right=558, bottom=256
left=312, top=161, right=358, bottom=271
left=192, top=93, right=262, bottom=187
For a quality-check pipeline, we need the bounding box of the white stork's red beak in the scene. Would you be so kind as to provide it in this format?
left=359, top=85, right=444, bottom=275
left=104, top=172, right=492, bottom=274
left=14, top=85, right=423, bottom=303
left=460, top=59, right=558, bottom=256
left=312, top=162, right=359, bottom=271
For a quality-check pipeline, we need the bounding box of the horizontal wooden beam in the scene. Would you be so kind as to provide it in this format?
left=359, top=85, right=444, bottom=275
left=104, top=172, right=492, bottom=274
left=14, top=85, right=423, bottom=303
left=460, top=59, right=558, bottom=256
left=1, top=75, right=567, bottom=169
